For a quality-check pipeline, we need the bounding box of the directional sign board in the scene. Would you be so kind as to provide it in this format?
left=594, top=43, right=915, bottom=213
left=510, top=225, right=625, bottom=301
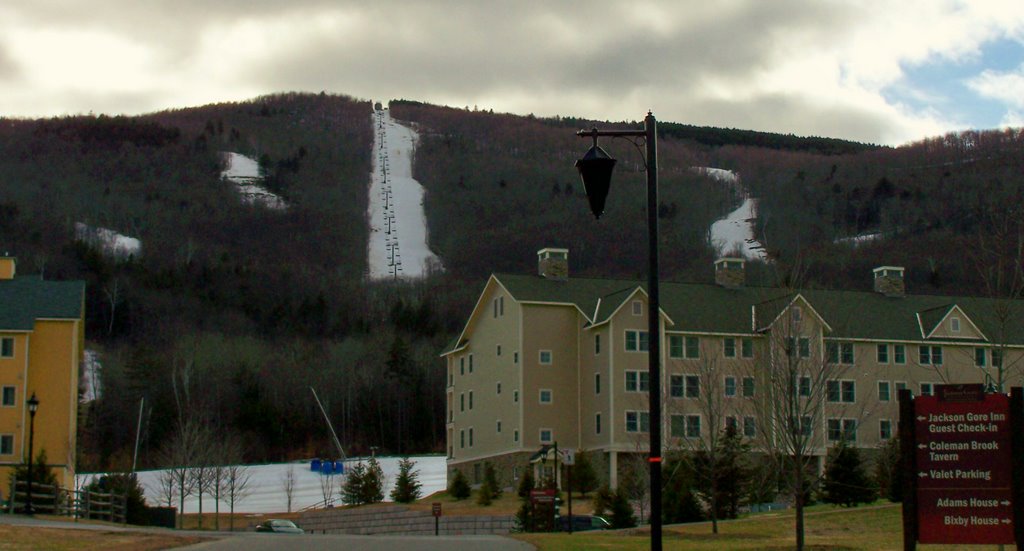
left=914, top=386, right=1013, bottom=545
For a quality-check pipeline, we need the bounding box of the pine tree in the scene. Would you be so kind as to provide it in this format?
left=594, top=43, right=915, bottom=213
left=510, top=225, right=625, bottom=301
left=341, top=462, right=367, bottom=506
left=389, top=457, right=422, bottom=503
left=516, top=468, right=535, bottom=498
left=448, top=469, right=471, bottom=500
left=591, top=484, right=614, bottom=517
left=483, top=462, right=502, bottom=499
left=662, top=459, right=704, bottom=524
left=570, top=450, right=599, bottom=497
left=476, top=478, right=494, bottom=506
left=822, top=440, right=877, bottom=507
left=360, top=457, right=385, bottom=504
left=609, top=488, right=637, bottom=528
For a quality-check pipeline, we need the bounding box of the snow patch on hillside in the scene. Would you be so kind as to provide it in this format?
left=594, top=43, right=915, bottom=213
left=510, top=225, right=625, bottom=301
left=74, top=223, right=141, bottom=259
left=367, top=107, right=443, bottom=279
left=835, top=231, right=883, bottom=246
left=80, top=350, right=102, bottom=402
left=691, top=166, right=739, bottom=184
left=221, top=152, right=287, bottom=210
left=694, top=167, right=769, bottom=261
left=79, top=455, right=447, bottom=514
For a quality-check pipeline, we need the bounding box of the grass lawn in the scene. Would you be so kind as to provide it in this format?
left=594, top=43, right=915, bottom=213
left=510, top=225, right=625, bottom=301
left=512, top=503, right=1006, bottom=551
left=407, top=490, right=597, bottom=517
left=0, top=523, right=204, bottom=550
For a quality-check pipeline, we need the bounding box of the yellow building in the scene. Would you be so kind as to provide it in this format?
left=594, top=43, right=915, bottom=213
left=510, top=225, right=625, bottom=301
left=0, top=256, right=85, bottom=490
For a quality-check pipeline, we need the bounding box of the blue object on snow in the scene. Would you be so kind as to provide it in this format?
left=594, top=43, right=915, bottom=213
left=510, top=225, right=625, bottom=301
left=334, top=461, right=345, bottom=474
left=311, top=459, right=321, bottom=472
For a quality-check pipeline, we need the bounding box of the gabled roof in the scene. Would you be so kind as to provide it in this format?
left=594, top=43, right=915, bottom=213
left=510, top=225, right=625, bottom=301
left=443, top=271, right=1024, bottom=353
left=0, top=276, right=85, bottom=330
left=917, top=304, right=954, bottom=338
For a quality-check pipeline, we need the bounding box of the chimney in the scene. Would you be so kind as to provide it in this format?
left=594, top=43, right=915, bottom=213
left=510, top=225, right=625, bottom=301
left=873, top=266, right=905, bottom=297
left=715, top=258, right=745, bottom=288
left=538, top=248, right=569, bottom=280
left=0, top=256, right=14, bottom=280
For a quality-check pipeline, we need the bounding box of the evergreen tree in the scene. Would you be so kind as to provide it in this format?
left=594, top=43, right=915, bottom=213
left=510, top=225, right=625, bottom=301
left=85, top=473, right=148, bottom=525
left=591, top=484, right=614, bottom=517
left=822, top=440, right=877, bottom=507
left=389, top=457, right=422, bottom=503
left=693, top=427, right=749, bottom=520
left=360, top=457, right=385, bottom=504
left=516, top=468, right=535, bottom=498
left=341, top=462, right=367, bottom=506
left=514, top=495, right=535, bottom=531
left=874, top=438, right=903, bottom=502
left=609, top=488, right=637, bottom=529
left=483, top=462, right=502, bottom=499
left=662, top=459, right=704, bottom=524
left=476, top=478, right=494, bottom=506
left=570, top=450, right=599, bottom=497
left=9, top=449, right=60, bottom=513
left=448, top=469, right=471, bottom=500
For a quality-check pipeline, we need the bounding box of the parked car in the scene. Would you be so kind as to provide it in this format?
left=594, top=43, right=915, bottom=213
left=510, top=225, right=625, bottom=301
left=558, top=514, right=612, bottom=532
left=255, top=519, right=304, bottom=534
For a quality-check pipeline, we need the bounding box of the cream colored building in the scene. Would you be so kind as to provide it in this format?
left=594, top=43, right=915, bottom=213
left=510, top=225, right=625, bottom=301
left=442, top=250, right=1024, bottom=489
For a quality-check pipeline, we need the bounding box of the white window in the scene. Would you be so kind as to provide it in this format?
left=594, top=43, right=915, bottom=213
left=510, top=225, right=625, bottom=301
left=596, top=413, right=602, bottom=434
left=879, top=419, right=892, bottom=440
left=460, top=430, right=465, bottom=449
left=539, top=429, right=553, bottom=443
left=670, top=414, right=703, bottom=438
left=877, top=344, right=889, bottom=363
left=827, top=380, right=856, bottom=403
left=724, top=338, right=736, bottom=358
left=894, top=344, right=906, bottom=364
left=975, top=348, right=987, bottom=367
left=920, top=382, right=935, bottom=396
left=792, top=306, right=802, bottom=324
left=686, top=415, right=701, bottom=438
left=685, top=337, right=700, bottom=359
left=743, top=416, right=756, bottom=437
left=626, top=410, right=650, bottom=433
left=469, top=428, right=474, bottom=447
left=724, top=376, right=737, bottom=397
left=0, top=337, right=12, bottom=358
left=539, top=350, right=552, bottom=364
left=625, top=371, right=649, bottom=392
left=742, top=376, right=755, bottom=397
left=514, top=430, right=519, bottom=443
left=460, top=393, right=465, bottom=412
left=625, top=330, right=649, bottom=352
left=460, top=357, right=465, bottom=375
left=827, top=419, right=857, bottom=442
left=469, top=354, right=474, bottom=372
left=0, top=386, right=13, bottom=407
left=595, top=373, right=601, bottom=394
left=0, top=434, right=12, bottom=455
left=878, top=381, right=891, bottom=402
left=950, top=317, right=960, bottom=332
left=469, top=391, right=473, bottom=410
left=497, top=420, right=502, bottom=433
left=919, top=346, right=943, bottom=365
left=595, top=334, right=601, bottom=355
left=539, top=389, right=553, bottom=404
left=632, top=300, right=643, bottom=316
left=798, top=376, right=811, bottom=397
left=741, top=338, right=754, bottom=358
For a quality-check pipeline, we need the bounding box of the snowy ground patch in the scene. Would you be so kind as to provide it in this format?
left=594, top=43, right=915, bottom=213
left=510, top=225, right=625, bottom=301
left=78, top=455, right=447, bottom=515
left=694, top=167, right=769, bottom=261
left=221, top=152, right=287, bottom=210
left=80, top=350, right=102, bottom=402
left=835, top=231, right=884, bottom=247
left=74, top=223, right=141, bottom=260
left=367, top=107, right=443, bottom=279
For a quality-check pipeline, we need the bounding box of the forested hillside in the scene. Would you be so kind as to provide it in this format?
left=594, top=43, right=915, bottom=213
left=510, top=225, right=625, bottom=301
left=1, top=93, right=1021, bottom=473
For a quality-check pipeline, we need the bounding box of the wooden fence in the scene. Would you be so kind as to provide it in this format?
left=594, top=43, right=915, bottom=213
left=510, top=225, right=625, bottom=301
left=7, top=477, right=126, bottom=523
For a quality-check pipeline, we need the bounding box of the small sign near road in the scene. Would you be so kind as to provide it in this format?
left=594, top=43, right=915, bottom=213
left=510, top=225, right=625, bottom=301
left=432, top=502, right=442, bottom=517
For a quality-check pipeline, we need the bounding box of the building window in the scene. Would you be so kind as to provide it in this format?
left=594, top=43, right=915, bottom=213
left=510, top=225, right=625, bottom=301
left=460, top=357, right=465, bottom=375
left=539, top=429, right=553, bottom=443
left=539, top=350, right=552, bottom=364
left=460, top=430, right=465, bottom=449
left=725, top=416, right=738, bottom=431
left=497, top=420, right=502, bottom=433
left=880, top=419, right=892, bottom=440
left=0, top=386, right=13, bottom=407
left=919, top=346, right=943, bottom=365
left=669, top=335, right=683, bottom=358
left=595, top=373, right=601, bottom=394
left=741, top=338, right=753, bottom=358
left=798, top=376, right=811, bottom=397
left=975, top=348, right=986, bottom=367
left=798, top=337, right=810, bottom=358
left=827, top=342, right=854, bottom=364
left=878, top=381, right=891, bottom=402
left=514, top=430, right=520, bottom=443
left=0, top=337, right=12, bottom=358
left=670, top=375, right=684, bottom=397
left=493, top=298, right=499, bottom=318
left=790, top=416, right=812, bottom=436
left=596, top=413, right=602, bottom=434
left=895, top=381, right=907, bottom=394
left=469, top=354, right=474, bottom=373
left=686, top=415, right=701, bottom=438
left=469, top=428, right=474, bottom=447
left=539, top=389, right=552, bottom=404
left=827, top=380, right=856, bottom=403
left=894, top=344, right=906, bottom=364
left=827, top=419, right=857, bottom=442
left=626, top=410, right=650, bottom=433
left=743, top=416, right=756, bottom=437
left=497, top=345, right=502, bottom=356
left=993, top=349, right=1004, bottom=368
left=0, top=434, right=12, bottom=455
left=950, top=317, right=960, bottom=332
left=514, top=351, right=519, bottom=364
left=724, top=376, right=737, bottom=397
left=625, top=371, right=649, bottom=392
left=792, top=306, right=803, bottom=324
left=724, top=338, right=736, bottom=358
left=500, top=296, right=504, bottom=316
left=670, top=415, right=701, bottom=438
left=877, top=344, right=889, bottom=363
left=497, top=382, right=502, bottom=395
left=685, top=337, right=700, bottom=359
left=595, top=334, right=601, bottom=355
left=632, top=300, right=643, bottom=316
left=742, top=376, right=755, bottom=397
left=513, top=390, right=519, bottom=403
left=685, top=375, right=700, bottom=398
left=469, top=391, right=474, bottom=410
left=626, top=330, right=649, bottom=352
left=460, top=393, right=465, bottom=412
left=920, top=382, right=934, bottom=396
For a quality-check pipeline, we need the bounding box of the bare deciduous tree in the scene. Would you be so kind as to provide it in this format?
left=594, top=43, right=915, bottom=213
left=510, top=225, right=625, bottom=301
left=281, top=465, right=297, bottom=513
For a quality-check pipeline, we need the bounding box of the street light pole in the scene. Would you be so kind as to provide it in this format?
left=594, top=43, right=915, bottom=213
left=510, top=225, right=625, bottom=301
left=575, top=112, right=661, bottom=551
left=25, top=393, right=39, bottom=516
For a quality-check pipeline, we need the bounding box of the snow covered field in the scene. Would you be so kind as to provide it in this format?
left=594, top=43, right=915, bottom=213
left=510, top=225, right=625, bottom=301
left=697, top=168, right=769, bottom=261
left=220, top=152, right=286, bottom=210
left=74, top=223, right=141, bottom=259
left=78, top=455, right=447, bottom=514
left=367, top=108, right=442, bottom=279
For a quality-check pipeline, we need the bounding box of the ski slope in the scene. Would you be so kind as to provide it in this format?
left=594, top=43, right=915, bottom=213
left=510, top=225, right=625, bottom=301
left=221, top=152, right=287, bottom=210
left=696, top=167, right=769, bottom=261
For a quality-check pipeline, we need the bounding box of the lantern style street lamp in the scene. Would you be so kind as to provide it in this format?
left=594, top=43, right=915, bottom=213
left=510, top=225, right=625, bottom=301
left=25, top=393, right=39, bottom=516
left=575, top=112, right=662, bottom=551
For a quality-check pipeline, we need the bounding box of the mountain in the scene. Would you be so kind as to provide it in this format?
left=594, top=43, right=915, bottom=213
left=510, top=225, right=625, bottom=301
left=1, top=92, right=1021, bottom=471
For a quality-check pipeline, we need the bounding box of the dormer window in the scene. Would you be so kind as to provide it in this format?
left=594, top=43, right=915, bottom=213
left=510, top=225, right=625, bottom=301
left=792, top=306, right=803, bottom=324
left=632, top=301, right=642, bottom=316
left=950, top=317, right=960, bottom=333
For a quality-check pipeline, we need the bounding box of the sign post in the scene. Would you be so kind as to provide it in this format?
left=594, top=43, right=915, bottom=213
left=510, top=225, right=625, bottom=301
left=902, top=384, right=1022, bottom=549
left=562, top=449, right=575, bottom=534
left=432, top=502, right=442, bottom=536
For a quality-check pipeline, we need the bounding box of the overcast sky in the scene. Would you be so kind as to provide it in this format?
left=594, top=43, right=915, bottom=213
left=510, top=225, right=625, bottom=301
left=2, top=0, right=1022, bottom=145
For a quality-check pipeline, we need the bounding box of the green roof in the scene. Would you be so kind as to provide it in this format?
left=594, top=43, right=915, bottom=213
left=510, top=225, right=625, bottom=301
left=479, top=273, right=1024, bottom=344
left=0, top=276, right=85, bottom=330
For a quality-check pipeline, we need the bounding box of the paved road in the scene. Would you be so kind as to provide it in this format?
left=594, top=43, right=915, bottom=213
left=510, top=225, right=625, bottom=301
left=177, top=533, right=535, bottom=551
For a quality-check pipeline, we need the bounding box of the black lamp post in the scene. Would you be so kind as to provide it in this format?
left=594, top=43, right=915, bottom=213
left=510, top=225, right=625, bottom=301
left=25, top=392, right=39, bottom=516
left=575, top=112, right=662, bottom=551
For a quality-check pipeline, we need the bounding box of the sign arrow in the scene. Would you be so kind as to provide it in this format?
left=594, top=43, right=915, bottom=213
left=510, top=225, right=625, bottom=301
left=918, top=472, right=929, bottom=478
left=917, top=416, right=927, bottom=421
left=918, top=444, right=927, bottom=449
left=1001, top=500, right=1011, bottom=506
left=1001, top=518, right=1012, bottom=525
